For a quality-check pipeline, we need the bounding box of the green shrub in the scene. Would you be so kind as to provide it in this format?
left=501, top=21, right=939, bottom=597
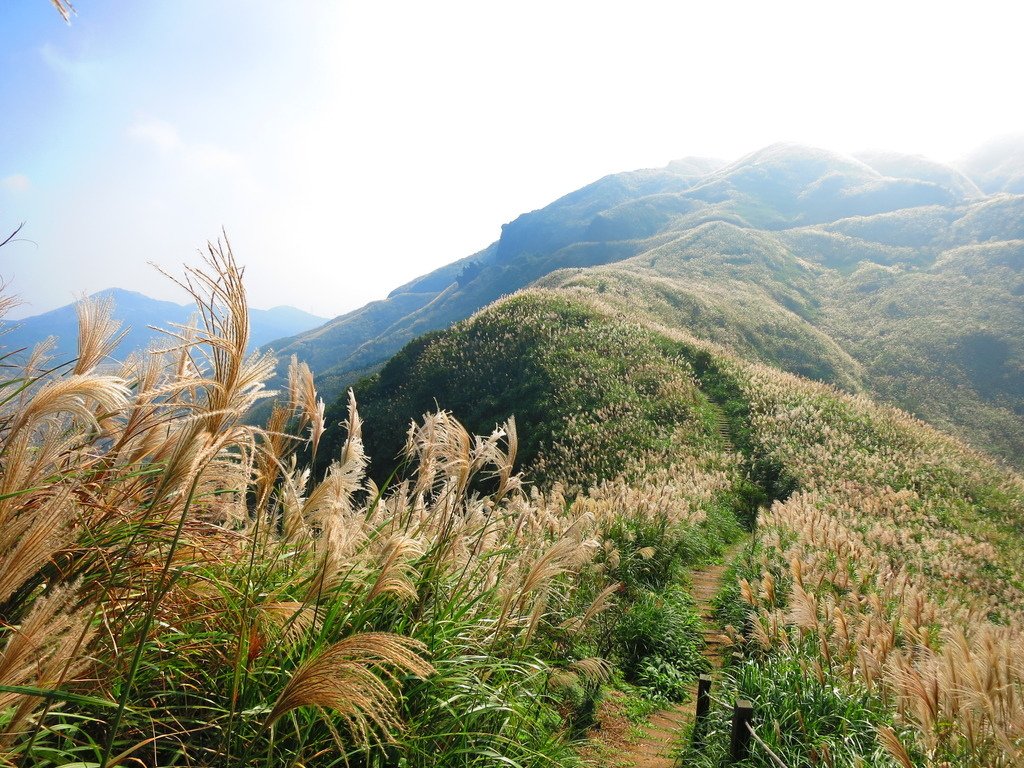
left=635, top=655, right=693, bottom=702
left=603, top=502, right=744, bottom=597
left=615, top=586, right=706, bottom=700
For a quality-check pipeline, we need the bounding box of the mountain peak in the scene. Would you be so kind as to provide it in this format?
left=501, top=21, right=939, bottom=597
left=958, top=134, right=1024, bottom=194
left=665, top=156, right=726, bottom=178
left=2, top=290, right=326, bottom=361
left=853, top=150, right=983, bottom=199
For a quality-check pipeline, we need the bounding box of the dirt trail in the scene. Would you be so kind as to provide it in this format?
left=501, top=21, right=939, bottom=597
left=591, top=552, right=740, bottom=768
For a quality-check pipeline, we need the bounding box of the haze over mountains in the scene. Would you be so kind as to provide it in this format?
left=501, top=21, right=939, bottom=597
left=265, top=137, right=1024, bottom=467
left=0, top=288, right=326, bottom=362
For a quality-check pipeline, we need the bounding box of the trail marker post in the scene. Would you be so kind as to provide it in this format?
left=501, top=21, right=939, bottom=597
left=729, top=699, right=753, bottom=762
left=692, top=674, right=713, bottom=748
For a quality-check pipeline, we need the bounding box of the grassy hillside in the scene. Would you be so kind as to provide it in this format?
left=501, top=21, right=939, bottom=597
left=854, top=150, right=984, bottom=199
left=534, top=221, right=865, bottom=390
left=680, top=348, right=1024, bottom=766
left=5, top=244, right=1024, bottom=765
left=267, top=141, right=1024, bottom=468
left=0, top=251, right=758, bottom=767
left=531, top=200, right=1024, bottom=464
left=320, top=292, right=727, bottom=491
left=263, top=168, right=705, bottom=397
left=337, top=289, right=1024, bottom=609
left=331, top=286, right=1024, bottom=765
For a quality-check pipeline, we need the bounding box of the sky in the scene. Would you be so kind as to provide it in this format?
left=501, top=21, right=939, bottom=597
left=1, top=0, right=1023, bottom=320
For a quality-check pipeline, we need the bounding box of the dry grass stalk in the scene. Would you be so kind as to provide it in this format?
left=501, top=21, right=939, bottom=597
left=570, top=656, right=613, bottom=684
left=365, top=535, right=422, bottom=603
left=267, top=632, right=434, bottom=743
left=73, top=295, right=127, bottom=375
left=560, top=582, right=621, bottom=634
left=0, top=492, right=76, bottom=605
left=287, top=355, right=325, bottom=462
left=49, top=0, right=75, bottom=21
left=0, top=582, right=95, bottom=746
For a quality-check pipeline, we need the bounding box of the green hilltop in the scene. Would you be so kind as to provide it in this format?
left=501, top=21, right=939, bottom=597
left=325, top=286, right=1024, bottom=622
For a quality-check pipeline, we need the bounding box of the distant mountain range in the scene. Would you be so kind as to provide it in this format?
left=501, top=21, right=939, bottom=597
left=262, top=137, right=1024, bottom=468
left=0, top=288, right=326, bottom=363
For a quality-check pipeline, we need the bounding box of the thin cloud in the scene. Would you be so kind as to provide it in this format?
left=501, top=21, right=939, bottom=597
left=188, top=144, right=245, bottom=173
left=38, top=43, right=100, bottom=85
left=127, top=118, right=182, bottom=153
left=127, top=118, right=244, bottom=172
left=1, top=175, right=31, bottom=193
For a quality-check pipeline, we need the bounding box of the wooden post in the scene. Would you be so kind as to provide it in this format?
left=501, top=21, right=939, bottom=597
left=729, top=699, right=753, bottom=763
left=696, top=674, right=712, bottom=721
left=692, top=674, right=713, bottom=748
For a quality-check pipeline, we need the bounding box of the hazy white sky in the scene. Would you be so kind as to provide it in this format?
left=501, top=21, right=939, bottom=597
left=1, top=0, right=1022, bottom=319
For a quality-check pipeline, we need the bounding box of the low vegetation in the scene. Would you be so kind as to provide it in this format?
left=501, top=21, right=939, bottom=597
left=319, top=285, right=1024, bottom=766
left=680, top=349, right=1024, bottom=766
left=0, top=249, right=749, bottom=766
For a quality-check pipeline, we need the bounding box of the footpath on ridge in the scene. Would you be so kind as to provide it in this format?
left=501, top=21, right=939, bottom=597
left=584, top=544, right=743, bottom=768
